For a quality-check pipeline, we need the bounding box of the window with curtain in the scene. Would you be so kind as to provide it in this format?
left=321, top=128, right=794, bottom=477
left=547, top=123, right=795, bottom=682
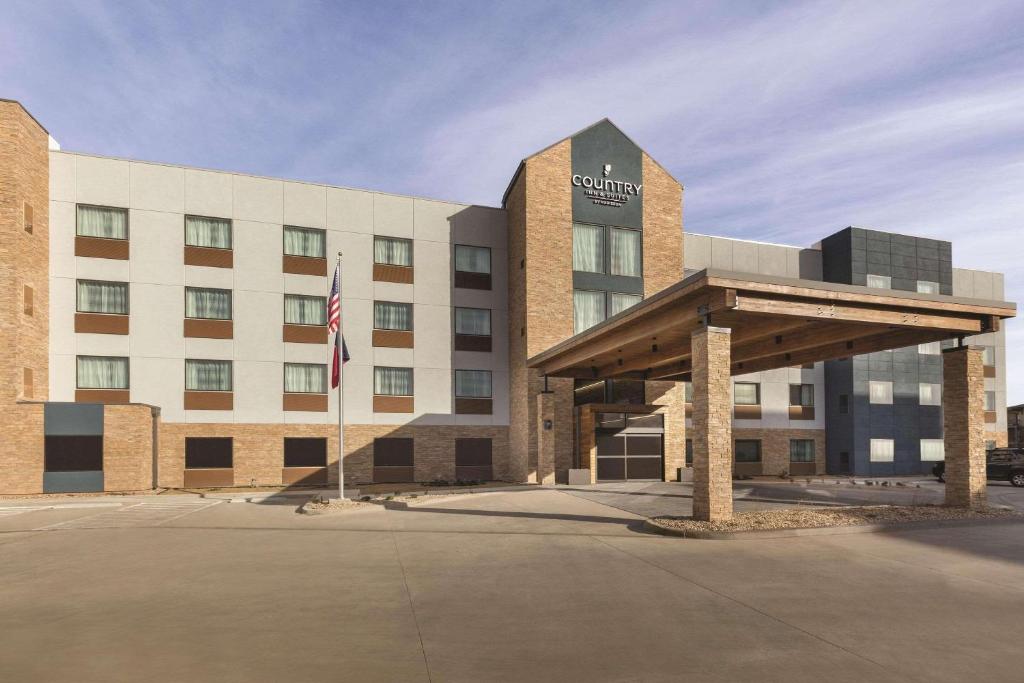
left=920, top=439, right=944, bottom=461
left=76, top=355, right=128, bottom=389
left=185, top=359, right=232, bottom=391
left=374, top=236, right=412, bottom=266
left=455, top=369, right=491, bottom=398
left=284, top=226, right=326, bottom=258
left=185, top=215, right=232, bottom=249
left=572, top=223, right=604, bottom=273
left=918, top=341, right=941, bottom=355
left=916, top=280, right=939, bottom=294
left=734, top=382, right=760, bottom=405
left=454, top=245, right=490, bottom=274
left=684, top=381, right=693, bottom=402
left=866, top=274, right=891, bottom=289
left=789, top=384, right=814, bottom=407
left=790, top=439, right=815, bottom=463
left=981, top=346, right=995, bottom=366
left=573, top=290, right=606, bottom=333
left=374, top=301, right=412, bottom=330
left=870, top=438, right=894, bottom=462
left=985, top=391, right=996, bottom=411
left=734, top=440, right=762, bottom=462
left=185, top=287, right=232, bottom=320
left=284, top=363, right=327, bottom=394
left=609, top=228, right=641, bottom=276
left=454, top=307, right=490, bottom=336
left=869, top=381, right=893, bottom=404
left=284, top=294, right=327, bottom=326
left=609, top=293, right=642, bottom=317
left=919, top=383, right=941, bottom=406
left=76, top=280, right=129, bottom=314
left=374, top=366, right=413, bottom=396
left=77, top=205, right=128, bottom=239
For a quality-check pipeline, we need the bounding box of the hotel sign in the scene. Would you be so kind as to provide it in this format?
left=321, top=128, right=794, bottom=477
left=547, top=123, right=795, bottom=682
left=571, top=163, right=642, bottom=209
left=570, top=120, right=643, bottom=229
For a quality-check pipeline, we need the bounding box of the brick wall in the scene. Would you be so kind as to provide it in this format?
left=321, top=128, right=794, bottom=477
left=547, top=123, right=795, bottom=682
left=943, top=347, right=987, bottom=508
left=103, top=405, right=159, bottom=491
left=732, top=428, right=827, bottom=476
left=692, top=327, right=733, bottom=521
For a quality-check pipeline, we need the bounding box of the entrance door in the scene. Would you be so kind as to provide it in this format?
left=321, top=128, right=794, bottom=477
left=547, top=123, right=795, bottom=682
left=594, top=413, right=664, bottom=481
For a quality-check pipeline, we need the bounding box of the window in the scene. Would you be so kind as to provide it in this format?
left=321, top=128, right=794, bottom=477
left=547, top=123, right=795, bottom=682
left=284, top=294, right=327, bottom=326
left=609, top=227, right=641, bottom=276
left=917, top=280, right=939, bottom=294
left=734, top=440, right=762, bottom=463
left=76, top=280, right=129, bottom=314
left=374, top=236, right=412, bottom=266
left=685, top=439, right=693, bottom=466
left=920, top=439, right=944, bottom=462
left=870, top=438, right=894, bottom=462
left=185, top=287, right=232, bottom=320
left=574, top=379, right=606, bottom=405
left=185, top=437, right=232, bottom=469
left=790, top=439, right=815, bottom=463
left=609, top=292, right=642, bottom=316
left=986, top=440, right=997, bottom=451
left=869, top=381, right=893, bottom=404
left=918, top=341, right=941, bottom=355
left=374, top=301, right=413, bottom=331
left=789, top=384, right=814, bottom=407
left=284, top=363, right=327, bottom=394
left=866, top=274, right=891, bottom=289
left=76, top=356, right=128, bottom=389
left=284, top=226, right=326, bottom=258
left=45, top=436, right=102, bottom=472
left=573, top=290, right=606, bottom=333
left=985, top=391, right=996, bottom=411
left=839, top=394, right=849, bottom=414
left=77, top=205, right=127, bottom=239
left=683, top=381, right=693, bottom=402
left=185, top=359, right=232, bottom=391
left=185, top=215, right=231, bottom=249
left=919, top=383, right=941, bottom=406
left=981, top=346, right=995, bottom=366
left=454, top=245, right=490, bottom=274
left=455, top=369, right=492, bottom=398
left=454, top=307, right=490, bottom=336
left=23, top=202, right=33, bottom=234
left=572, top=223, right=604, bottom=273
left=734, top=382, right=760, bottom=406
left=284, top=438, right=327, bottom=468
left=374, top=438, right=413, bottom=468
left=374, top=366, right=413, bottom=396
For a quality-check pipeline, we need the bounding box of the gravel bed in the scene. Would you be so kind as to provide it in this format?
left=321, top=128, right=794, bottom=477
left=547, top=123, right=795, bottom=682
left=304, top=498, right=378, bottom=513
left=650, top=505, right=1021, bottom=533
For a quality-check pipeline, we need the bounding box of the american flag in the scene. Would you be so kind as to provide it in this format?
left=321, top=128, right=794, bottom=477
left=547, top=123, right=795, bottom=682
left=328, top=264, right=349, bottom=388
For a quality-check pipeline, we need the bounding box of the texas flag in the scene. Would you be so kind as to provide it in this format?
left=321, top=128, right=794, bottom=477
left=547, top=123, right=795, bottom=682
left=328, top=264, right=350, bottom=389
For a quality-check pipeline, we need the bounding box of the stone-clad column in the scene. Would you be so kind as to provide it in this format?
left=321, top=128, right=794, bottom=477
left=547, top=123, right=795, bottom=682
left=692, top=326, right=733, bottom=521
left=537, top=391, right=556, bottom=486
left=943, top=346, right=987, bottom=509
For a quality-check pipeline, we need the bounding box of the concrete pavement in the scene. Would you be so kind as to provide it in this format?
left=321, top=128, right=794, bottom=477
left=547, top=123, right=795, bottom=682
left=1, top=488, right=1022, bottom=682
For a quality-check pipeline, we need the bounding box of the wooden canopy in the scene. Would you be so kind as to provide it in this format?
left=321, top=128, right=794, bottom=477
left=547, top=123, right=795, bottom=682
left=528, top=269, right=1016, bottom=381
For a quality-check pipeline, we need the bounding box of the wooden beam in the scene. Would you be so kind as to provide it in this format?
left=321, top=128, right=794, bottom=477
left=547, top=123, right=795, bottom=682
left=730, top=321, right=881, bottom=366
left=732, top=295, right=982, bottom=333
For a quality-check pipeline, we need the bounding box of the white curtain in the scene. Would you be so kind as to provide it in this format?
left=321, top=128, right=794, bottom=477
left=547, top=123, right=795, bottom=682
left=455, top=370, right=491, bottom=398
left=76, top=280, right=128, bottom=314
left=919, top=383, right=941, bottom=406
left=285, top=363, right=327, bottom=393
left=790, top=440, right=815, bottom=462
left=374, top=237, right=412, bottom=266
left=284, top=226, right=326, bottom=258
left=374, top=367, right=413, bottom=396
left=609, top=228, right=641, bottom=276
left=985, top=391, right=996, bottom=411
left=285, top=295, right=327, bottom=325
left=455, top=245, right=490, bottom=274
left=186, top=360, right=232, bottom=391
left=77, top=205, right=127, bottom=239
left=186, top=216, right=232, bottom=249
left=186, top=288, right=232, bottom=320
left=869, top=381, right=892, bottom=404
left=573, top=290, right=605, bottom=333
left=609, top=293, right=641, bottom=317
left=790, top=383, right=814, bottom=407
left=918, top=341, right=940, bottom=355
left=920, top=439, right=945, bottom=461
left=77, top=356, right=128, bottom=389
left=374, top=302, right=412, bottom=330
left=982, top=346, right=995, bottom=365
left=734, top=383, right=759, bottom=405
left=455, top=307, right=490, bottom=335
left=572, top=224, right=604, bottom=273
left=870, top=439, right=894, bottom=462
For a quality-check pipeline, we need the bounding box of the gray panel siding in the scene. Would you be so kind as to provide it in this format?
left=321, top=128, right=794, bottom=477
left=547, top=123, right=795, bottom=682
left=43, top=471, right=104, bottom=493
left=44, top=402, right=104, bottom=436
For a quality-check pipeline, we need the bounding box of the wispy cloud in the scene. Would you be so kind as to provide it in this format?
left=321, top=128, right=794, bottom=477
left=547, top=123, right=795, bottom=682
left=1, top=0, right=1021, bottom=402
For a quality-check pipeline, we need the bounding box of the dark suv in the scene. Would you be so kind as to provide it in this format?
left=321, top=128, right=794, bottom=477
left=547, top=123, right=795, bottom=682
left=933, top=448, right=1024, bottom=487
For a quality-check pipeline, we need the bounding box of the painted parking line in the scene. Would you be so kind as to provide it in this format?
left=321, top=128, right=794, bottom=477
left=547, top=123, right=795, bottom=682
left=35, top=498, right=221, bottom=530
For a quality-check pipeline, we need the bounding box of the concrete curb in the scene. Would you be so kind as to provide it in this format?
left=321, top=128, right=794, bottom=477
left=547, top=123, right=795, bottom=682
left=643, top=515, right=1024, bottom=540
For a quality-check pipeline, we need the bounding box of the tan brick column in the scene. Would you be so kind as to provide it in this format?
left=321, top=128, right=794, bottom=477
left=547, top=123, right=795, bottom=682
left=692, top=326, right=733, bottom=521
left=943, top=346, right=987, bottom=509
left=537, top=391, right=556, bottom=485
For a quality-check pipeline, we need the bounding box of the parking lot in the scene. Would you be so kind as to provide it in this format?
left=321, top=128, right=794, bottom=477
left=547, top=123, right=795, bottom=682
left=2, top=483, right=1023, bottom=682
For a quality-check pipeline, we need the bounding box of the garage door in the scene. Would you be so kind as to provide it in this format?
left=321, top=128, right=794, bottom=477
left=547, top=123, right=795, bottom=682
left=594, top=413, right=664, bottom=481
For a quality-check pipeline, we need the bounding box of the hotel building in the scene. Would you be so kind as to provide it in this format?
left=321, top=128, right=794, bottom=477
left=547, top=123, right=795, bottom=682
left=0, top=99, right=1010, bottom=494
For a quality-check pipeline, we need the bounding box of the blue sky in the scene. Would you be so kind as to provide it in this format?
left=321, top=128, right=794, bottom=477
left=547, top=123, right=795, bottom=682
left=3, top=0, right=1022, bottom=402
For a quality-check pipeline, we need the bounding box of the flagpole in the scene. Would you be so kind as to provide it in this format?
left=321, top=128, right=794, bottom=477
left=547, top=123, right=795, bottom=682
left=336, top=251, right=346, bottom=499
